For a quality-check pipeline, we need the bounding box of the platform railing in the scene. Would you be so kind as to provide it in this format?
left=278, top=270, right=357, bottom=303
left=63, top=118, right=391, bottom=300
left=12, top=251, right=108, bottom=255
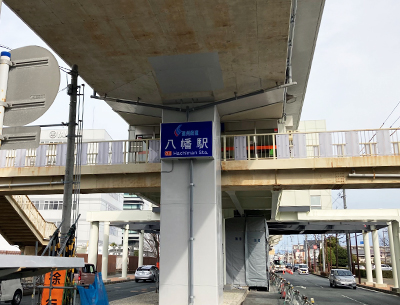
left=0, top=128, right=399, bottom=168
left=221, top=128, right=400, bottom=161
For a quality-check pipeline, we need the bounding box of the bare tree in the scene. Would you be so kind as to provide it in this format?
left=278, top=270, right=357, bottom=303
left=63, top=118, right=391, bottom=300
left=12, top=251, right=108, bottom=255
left=144, top=233, right=160, bottom=260
left=379, top=228, right=389, bottom=264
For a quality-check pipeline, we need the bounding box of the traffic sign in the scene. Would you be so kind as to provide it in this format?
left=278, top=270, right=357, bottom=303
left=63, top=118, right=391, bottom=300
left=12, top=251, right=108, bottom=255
left=5, top=46, right=60, bottom=126
left=313, top=245, right=318, bottom=250
left=161, top=121, right=213, bottom=159
left=0, top=126, right=41, bottom=150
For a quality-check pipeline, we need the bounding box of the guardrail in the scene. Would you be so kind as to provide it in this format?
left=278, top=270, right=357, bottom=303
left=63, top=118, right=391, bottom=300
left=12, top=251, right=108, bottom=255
left=0, top=128, right=398, bottom=168
left=270, top=271, right=315, bottom=305
left=10, top=195, right=57, bottom=240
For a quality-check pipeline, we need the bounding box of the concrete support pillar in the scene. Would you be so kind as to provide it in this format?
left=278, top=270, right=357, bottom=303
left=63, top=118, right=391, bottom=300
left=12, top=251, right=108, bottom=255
left=21, top=246, right=36, bottom=256
left=363, top=231, right=374, bottom=285
left=138, top=230, right=144, bottom=267
left=271, top=191, right=281, bottom=220
left=121, top=224, right=129, bottom=279
left=372, top=228, right=385, bottom=287
left=88, top=221, right=99, bottom=267
left=388, top=222, right=398, bottom=289
left=321, top=236, right=326, bottom=273
left=159, top=107, right=223, bottom=305
left=102, top=222, right=110, bottom=282
left=222, top=218, right=226, bottom=285
left=392, top=221, right=400, bottom=292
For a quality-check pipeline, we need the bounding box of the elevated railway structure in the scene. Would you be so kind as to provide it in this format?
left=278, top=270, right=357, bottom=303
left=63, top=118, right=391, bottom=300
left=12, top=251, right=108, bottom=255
left=0, top=195, right=56, bottom=251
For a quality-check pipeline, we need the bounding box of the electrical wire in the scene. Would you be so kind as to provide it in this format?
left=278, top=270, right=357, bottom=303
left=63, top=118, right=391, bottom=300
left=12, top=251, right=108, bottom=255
left=380, top=100, right=400, bottom=129
left=0, top=45, right=12, bottom=51
left=360, top=100, right=400, bottom=153
left=72, top=83, right=85, bottom=247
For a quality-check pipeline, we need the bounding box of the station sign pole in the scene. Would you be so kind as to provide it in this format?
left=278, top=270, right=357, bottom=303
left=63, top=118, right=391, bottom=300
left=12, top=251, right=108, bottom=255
left=0, top=51, right=11, bottom=146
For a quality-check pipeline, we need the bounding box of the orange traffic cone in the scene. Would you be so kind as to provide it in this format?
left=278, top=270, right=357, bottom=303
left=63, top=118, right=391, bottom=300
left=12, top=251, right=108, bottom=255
left=283, top=269, right=285, bottom=274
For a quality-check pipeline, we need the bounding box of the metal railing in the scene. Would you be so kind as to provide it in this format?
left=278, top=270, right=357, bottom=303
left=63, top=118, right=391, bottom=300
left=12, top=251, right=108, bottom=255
left=0, top=128, right=399, bottom=168
left=10, top=195, right=56, bottom=240
left=270, top=271, right=315, bottom=305
left=221, top=128, right=400, bottom=161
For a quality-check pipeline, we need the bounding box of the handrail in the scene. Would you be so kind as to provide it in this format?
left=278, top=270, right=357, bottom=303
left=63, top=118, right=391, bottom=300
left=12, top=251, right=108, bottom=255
left=11, top=195, right=56, bottom=240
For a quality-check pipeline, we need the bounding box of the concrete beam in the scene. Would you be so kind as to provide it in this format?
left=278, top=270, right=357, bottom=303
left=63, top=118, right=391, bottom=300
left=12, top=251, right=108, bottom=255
left=277, top=209, right=400, bottom=223
left=86, top=210, right=160, bottom=223
left=0, top=156, right=400, bottom=195
left=226, top=191, right=244, bottom=216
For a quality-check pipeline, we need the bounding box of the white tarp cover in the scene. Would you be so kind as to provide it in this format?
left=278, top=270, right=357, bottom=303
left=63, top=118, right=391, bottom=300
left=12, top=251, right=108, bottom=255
left=226, top=218, right=246, bottom=285
left=225, top=217, right=268, bottom=287
left=245, top=218, right=268, bottom=287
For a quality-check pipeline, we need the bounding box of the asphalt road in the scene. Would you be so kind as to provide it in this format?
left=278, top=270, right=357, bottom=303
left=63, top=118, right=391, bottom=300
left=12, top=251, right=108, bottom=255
left=20, top=280, right=156, bottom=305
left=281, top=272, right=400, bottom=305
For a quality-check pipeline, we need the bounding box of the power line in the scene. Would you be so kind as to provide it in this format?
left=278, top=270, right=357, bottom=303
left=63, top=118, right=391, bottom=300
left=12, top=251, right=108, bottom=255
left=331, top=191, right=343, bottom=207
left=380, top=100, right=400, bottom=128
left=0, top=45, right=12, bottom=51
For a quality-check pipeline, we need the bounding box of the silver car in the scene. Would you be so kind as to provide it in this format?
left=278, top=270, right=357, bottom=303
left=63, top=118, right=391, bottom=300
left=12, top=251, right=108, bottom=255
left=297, top=264, right=309, bottom=275
left=329, top=269, right=356, bottom=289
left=134, top=265, right=159, bottom=283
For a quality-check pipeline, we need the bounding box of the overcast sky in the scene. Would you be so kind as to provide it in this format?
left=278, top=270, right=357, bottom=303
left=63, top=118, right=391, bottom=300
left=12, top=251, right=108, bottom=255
left=1, top=1, right=399, bottom=251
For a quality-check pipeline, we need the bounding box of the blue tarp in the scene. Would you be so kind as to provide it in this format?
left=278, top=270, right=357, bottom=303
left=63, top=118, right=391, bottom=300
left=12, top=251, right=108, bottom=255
left=77, top=272, right=109, bottom=305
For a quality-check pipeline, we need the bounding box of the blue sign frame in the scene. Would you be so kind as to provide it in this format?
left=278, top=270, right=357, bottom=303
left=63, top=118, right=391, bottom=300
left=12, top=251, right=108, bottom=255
left=160, top=121, right=213, bottom=159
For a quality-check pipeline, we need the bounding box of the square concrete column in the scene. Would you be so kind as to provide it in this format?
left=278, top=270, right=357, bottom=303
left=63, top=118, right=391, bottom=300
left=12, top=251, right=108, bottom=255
left=388, top=222, right=399, bottom=289
left=159, top=107, right=223, bottom=305
left=88, top=221, right=99, bottom=267
left=121, top=224, right=129, bottom=279
left=362, top=231, right=374, bottom=285
left=371, top=227, right=386, bottom=287
left=138, top=230, right=144, bottom=267
left=392, top=221, right=400, bottom=291
left=102, top=222, right=110, bottom=282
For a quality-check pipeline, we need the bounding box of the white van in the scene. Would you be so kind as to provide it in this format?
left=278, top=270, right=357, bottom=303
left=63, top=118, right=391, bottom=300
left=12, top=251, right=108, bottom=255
left=0, top=279, right=23, bottom=305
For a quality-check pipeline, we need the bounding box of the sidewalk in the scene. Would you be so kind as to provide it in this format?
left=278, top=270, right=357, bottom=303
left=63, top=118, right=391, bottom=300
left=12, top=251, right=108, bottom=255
left=104, top=274, right=136, bottom=284
left=109, top=288, right=248, bottom=305
left=243, top=286, right=282, bottom=305
left=359, top=277, right=395, bottom=291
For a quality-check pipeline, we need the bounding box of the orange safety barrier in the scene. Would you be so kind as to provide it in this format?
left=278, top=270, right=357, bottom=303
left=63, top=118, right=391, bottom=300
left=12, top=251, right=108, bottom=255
left=222, top=145, right=276, bottom=152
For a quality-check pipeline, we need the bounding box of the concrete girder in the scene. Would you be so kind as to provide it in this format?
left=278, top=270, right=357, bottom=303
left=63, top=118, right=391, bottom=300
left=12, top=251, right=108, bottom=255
left=226, top=191, right=244, bottom=216
left=0, top=156, right=400, bottom=195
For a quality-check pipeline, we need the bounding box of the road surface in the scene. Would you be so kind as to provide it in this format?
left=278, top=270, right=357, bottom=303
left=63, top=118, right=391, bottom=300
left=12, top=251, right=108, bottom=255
left=281, top=272, right=399, bottom=305
left=21, top=280, right=156, bottom=304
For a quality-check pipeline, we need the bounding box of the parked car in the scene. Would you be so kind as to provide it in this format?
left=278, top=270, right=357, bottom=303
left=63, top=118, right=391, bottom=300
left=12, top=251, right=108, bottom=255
left=74, top=263, right=97, bottom=286
left=285, top=264, right=293, bottom=269
left=381, top=264, right=392, bottom=271
left=0, top=279, right=23, bottom=305
left=293, top=264, right=300, bottom=272
left=297, top=264, right=309, bottom=275
left=135, top=265, right=159, bottom=283
left=329, top=269, right=356, bottom=289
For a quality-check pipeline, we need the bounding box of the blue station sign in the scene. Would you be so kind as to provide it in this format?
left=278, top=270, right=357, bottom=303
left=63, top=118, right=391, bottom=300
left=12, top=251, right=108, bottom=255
left=160, top=121, right=213, bottom=159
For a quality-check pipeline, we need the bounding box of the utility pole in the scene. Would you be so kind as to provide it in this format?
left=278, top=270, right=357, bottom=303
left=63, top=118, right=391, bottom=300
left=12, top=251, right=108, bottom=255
left=343, top=189, right=352, bottom=272
left=305, top=235, right=308, bottom=266
left=60, top=65, right=78, bottom=243
left=336, top=233, right=339, bottom=269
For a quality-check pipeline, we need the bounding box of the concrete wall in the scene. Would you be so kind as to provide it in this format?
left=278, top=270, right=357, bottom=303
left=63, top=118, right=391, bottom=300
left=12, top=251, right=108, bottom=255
left=77, top=253, right=157, bottom=274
